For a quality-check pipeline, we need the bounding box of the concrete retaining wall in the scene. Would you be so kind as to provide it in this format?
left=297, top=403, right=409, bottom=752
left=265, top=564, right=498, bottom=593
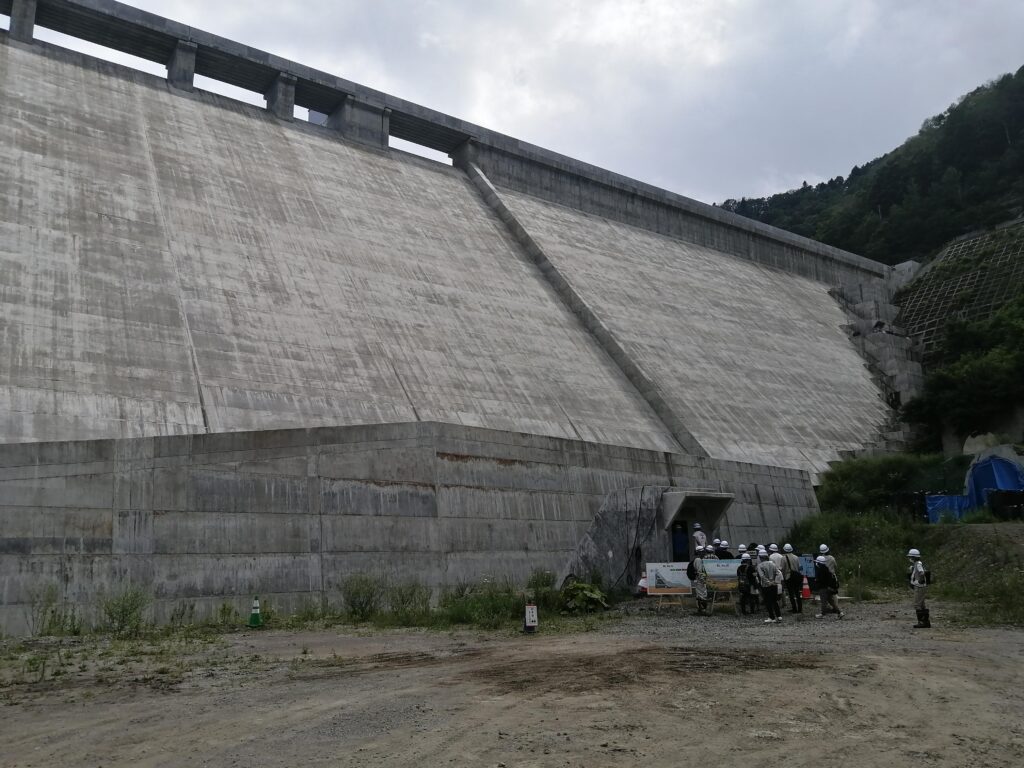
left=0, top=421, right=817, bottom=635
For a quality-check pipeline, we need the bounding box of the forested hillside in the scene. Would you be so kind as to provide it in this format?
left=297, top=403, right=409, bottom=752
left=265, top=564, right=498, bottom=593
left=719, top=65, right=1024, bottom=265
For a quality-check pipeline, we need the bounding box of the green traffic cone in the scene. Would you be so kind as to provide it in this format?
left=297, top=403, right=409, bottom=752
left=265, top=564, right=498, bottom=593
left=248, top=596, right=263, bottom=628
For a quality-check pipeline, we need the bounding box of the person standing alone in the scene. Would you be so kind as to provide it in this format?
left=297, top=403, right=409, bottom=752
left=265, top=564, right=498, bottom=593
left=907, top=548, right=931, bottom=628
left=692, top=523, right=707, bottom=552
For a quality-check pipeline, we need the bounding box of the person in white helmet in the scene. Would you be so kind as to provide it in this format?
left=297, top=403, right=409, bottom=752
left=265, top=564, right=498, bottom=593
left=768, top=543, right=785, bottom=572
left=816, top=544, right=841, bottom=614
left=736, top=552, right=756, bottom=615
left=907, top=548, right=930, bottom=628
left=782, top=544, right=804, bottom=613
left=814, top=553, right=844, bottom=619
left=692, top=523, right=707, bottom=552
left=689, top=545, right=710, bottom=615
left=756, top=551, right=783, bottom=623
left=717, top=540, right=734, bottom=559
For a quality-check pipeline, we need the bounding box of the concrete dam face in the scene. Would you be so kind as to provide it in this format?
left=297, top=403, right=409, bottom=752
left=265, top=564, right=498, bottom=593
left=0, top=1, right=903, bottom=632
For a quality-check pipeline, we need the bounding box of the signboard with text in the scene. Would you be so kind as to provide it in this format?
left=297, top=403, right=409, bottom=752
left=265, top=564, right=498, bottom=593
left=646, top=562, right=690, bottom=594
left=703, top=559, right=741, bottom=590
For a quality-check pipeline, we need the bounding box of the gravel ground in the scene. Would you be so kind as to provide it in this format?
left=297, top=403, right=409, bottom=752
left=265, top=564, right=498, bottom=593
left=1, top=598, right=1022, bottom=768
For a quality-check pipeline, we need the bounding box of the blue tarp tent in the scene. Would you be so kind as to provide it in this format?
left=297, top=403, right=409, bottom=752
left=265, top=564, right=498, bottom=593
left=926, top=454, right=1024, bottom=522
left=965, top=455, right=1024, bottom=508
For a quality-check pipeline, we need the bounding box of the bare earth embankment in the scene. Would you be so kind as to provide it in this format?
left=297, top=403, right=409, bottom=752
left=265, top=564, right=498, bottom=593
left=2, top=602, right=1023, bottom=767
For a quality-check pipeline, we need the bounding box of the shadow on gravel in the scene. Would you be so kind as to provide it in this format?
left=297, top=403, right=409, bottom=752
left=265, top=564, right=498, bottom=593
left=468, top=647, right=821, bottom=694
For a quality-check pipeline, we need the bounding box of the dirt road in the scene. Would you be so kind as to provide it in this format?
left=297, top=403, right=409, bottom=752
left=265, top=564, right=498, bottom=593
left=2, top=602, right=1023, bottom=767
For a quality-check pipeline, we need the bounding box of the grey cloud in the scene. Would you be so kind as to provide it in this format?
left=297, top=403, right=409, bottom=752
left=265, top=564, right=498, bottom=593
left=37, top=1, right=1024, bottom=203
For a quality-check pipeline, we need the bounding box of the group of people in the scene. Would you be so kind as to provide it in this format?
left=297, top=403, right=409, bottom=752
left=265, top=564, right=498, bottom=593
left=687, top=523, right=932, bottom=629
left=689, top=538, right=842, bottom=623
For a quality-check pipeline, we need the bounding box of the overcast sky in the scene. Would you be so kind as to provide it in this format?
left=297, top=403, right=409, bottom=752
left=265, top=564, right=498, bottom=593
left=19, top=0, right=1024, bottom=203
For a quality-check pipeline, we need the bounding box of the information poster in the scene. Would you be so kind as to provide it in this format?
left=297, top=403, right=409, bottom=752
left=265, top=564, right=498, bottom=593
left=703, top=559, right=741, bottom=590
left=646, top=562, right=690, bottom=594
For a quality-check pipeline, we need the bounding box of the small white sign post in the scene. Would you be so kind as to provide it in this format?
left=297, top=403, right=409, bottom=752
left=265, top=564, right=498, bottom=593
left=524, top=603, right=539, bottom=634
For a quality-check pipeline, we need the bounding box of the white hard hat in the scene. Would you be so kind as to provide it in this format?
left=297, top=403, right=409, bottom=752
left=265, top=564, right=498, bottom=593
left=758, top=551, right=769, bottom=558
left=769, top=544, right=779, bottom=552
left=819, top=544, right=829, bottom=554
left=693, top=523, right=702, bottom=530
left=713, top=538, right=721, bottom=546
left=815, top=555, right=828, bottom=564
left=907, top=548, right=921, bottom=558
left=738, top=544, right=747, bottom=552
left=721, top=540, right=729, bottom=548
left=741, top=553, right=751, bottom=561
left=757, top=545, right=766, bottom=552
left=783, top=544, right=793, bottom=553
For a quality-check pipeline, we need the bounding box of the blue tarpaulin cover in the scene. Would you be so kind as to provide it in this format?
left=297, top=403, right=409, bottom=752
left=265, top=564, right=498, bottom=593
left=926, top=455, right=1024, bottom=523
left=926, top=494, right=972, bottom=523
left=965, top=456, right=1024, bottom=508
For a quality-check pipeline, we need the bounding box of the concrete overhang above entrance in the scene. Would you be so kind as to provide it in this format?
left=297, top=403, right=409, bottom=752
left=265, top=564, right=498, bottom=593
left=661, top=490, right=734, bottom=532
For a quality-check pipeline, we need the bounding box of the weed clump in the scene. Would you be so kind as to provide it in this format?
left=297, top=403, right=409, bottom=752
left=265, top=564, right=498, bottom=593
left=100, top=586, right=151, bottom=638
left=340, top=574, right=382, bottom=621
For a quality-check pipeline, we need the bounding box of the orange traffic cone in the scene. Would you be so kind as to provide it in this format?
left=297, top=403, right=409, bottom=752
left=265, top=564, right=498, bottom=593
left=801, top=577, right=811, bottom=600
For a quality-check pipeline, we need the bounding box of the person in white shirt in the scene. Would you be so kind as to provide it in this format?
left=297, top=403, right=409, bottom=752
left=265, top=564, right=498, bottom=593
left=755, top=551, right=783, bottom=623
left=692, top=523, right=707, bottom=552
left=907, top=548, right=930, bottom=628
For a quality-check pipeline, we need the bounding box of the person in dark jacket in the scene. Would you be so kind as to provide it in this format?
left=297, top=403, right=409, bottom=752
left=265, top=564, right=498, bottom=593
left=782, top=543, right=804, bottom=613
left=814, top=555, right=844, bottom=619
left=717, top=540, right=734, bottom=559
left=736, top=553, right=756, bottom=615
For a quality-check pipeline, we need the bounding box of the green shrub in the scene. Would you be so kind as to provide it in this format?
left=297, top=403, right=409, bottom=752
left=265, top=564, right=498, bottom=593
left=436, top=579, right=524, bottom=629
left=385, top=580, right=432, bottom=624
left=101, top=586, right=151, bottom=637
left=24, top=584, right=82, bottom=637
left=561, top=581, right=608, bottom=613
left=340, top=574, right=382, bottom=621
left=526, top=569, right=561, bottom=613
left=292, top=597, right=325, bottom=623
left=216, top=601, right=240, bottom=628
left=961, top=508, right=999, bottom=524
left=815, top=453, right=960, bottom=512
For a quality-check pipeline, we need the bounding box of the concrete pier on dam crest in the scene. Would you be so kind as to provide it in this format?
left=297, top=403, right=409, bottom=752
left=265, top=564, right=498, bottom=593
left=0, top=0, right=911, bottom=632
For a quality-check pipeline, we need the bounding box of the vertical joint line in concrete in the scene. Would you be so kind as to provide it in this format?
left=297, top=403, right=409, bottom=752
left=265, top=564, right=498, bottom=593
left=133, top=102, right=211, bottom=434
left=458, top=158, right=708, bottom=459
left=386, top=358, right=421, bottom=422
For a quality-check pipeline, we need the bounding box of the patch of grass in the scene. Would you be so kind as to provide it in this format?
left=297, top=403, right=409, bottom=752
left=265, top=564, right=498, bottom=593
left=788, top=509, right=1024, bottom=625
left=436, top=579, right=524, bottom=630
left=23, top=584, right=82, bottom=638
left=526, top=569, right=561, bottom=614
left=340, top=574, right=383, bottom=621
left=380, top=580, right=432, bottom=626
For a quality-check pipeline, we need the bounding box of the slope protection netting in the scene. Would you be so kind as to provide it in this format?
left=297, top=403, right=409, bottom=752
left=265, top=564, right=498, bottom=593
left=895, top=220, right=1024, bottom=364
